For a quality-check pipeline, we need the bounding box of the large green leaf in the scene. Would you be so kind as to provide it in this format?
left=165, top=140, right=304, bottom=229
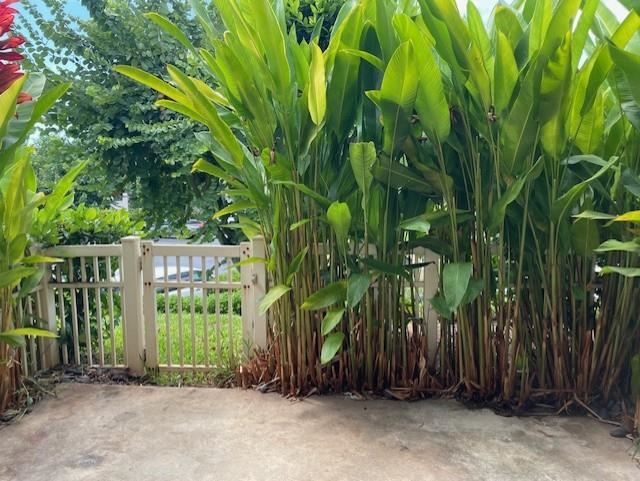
left=442, top=262, right=473, bottom=312
left=0, top=267, right=38, bottom=289
left=370, top=41, right=420, bottom=153
left=308, top=43, right=326, bottom=125
left=301, top=281, right=347, bottom=310
left=286, top=247, right=309, bottom=285
left=321, top=309, right=345, bottom=336
left=347, top=273, right=372, bottom=308
left=609, top=45, right=640, bottom=106
left=493, top=31, right=519, bottom=115
left=488, top=158, right=541, bottom=233
left=393, top=13, right=450, bottom=140
left=321, top=332, right=345, bottom=364
left=594, top=239, right=640, bottom=253
left=258, top=285, right=291, bottom=315
left=540, top=31, right=573, bottom=159
left=570, top=219, right=601, bottom=257
left=551, top=156, right=617, bottom=222
left=600, top=266, right=640, bottom=277
left=429, top=294, right=452, bottom=320
left=499, top=69, right=539, bottom=175
left=349, top=142, right=376, bottom=211
left=327, top=202, right=352, bottom=249
left=145, top=13, right=196, bottom=51
left=613, top=210, right=640, bottom=223
left=373, top=157, right=436, bottom=194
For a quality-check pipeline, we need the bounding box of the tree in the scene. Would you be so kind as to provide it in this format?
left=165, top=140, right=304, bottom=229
left=18, top=0, right=240, bottom=243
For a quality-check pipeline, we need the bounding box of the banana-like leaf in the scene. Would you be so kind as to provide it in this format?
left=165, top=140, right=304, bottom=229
left=540, top=31, right=573, bottom=159
left=367, top=41, right=420, bottom=154
left=493, top=31, right=518, bottom=115
left=600, top=266, right=640, bottom=277
left=212, top=201, right=254, bottom=220
left=320, top=331, right=345, bottom=364
left=327, top=202, right=352, bottom=249
left=551, top=156, right=617, bottom=222
left=308, top=43, right=327, bottom=125
left=347, top=273, right=372, bottom=308
left=341, top=48, right=384, bottom=71
left=258, top=285, right=291, bottom=315
left=114, top=65, right=190, bottom=105
left=442, top=262, right=472, bottom=312
left=321, top=309, right=345, bottom=336
left=349, top=142, right=376, bottom=211
left=145, top=12, right=196, bottom=52
left=373, top=157, right=436, bottom=194
left=393, top=13, right=450, bottom=140
left=581, top=12, right=640, bottom=115
left=301, top=281, right=347, bottom=310
left=613, top=210, right=640, bottom=223
left=286, top=247, right=309, bottom=285
left=570, top=219, right=601, bottom=257
left=573, top=210, right=615, bottom=220
left=0, top=77, right=24, bottom=147
left=0, top=267, right=38, bottom=289
left=594, top=239, right=640, bottom=253
left=0, top=328, right=57, bottom=348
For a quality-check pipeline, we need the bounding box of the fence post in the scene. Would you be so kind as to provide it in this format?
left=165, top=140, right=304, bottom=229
left=37, top=267, right=59, bottom=369
left=141, top=240, right=158, bottom=370
left=422, top=249, right=440, bottom=365
left=241, top=237, right=267, bottom=351
left=121, top=236, right=145, bottom=375
left=240, top=241, right=252, bottom=354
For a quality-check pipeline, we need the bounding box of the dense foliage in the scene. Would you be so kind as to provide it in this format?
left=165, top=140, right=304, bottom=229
left=18, top=0, right=244, bottom=243
left=121, top=0, right=640, bottom=419
left=0, top=0, right=83, bottom=412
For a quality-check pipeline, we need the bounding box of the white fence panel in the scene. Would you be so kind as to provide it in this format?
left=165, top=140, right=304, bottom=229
left=29, top=237, right=438, bottom=376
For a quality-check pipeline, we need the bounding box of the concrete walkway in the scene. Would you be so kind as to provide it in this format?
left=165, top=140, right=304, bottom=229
left=0, top=384, right=637, bottom=481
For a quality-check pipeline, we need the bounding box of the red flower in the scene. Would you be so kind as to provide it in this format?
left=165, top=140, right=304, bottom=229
left=0, top=0, right=28, bottom=103
left=0, top=62, right=20, bottom=91
left=0, top=35, right=23, bottom=50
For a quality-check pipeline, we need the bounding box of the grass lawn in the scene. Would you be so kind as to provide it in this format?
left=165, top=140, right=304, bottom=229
left=105, top=311, right=242, bottom=369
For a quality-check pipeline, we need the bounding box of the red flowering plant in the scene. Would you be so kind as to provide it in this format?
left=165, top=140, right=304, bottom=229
left=0, top=0, right=30, bottom=102
left=0, top=0, right=83, bottom=414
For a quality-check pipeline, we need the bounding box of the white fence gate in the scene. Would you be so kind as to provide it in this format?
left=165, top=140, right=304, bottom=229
left=28, top=236, right=267, bottom=375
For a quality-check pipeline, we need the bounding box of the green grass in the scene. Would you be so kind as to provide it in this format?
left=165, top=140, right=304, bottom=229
left=155, top=311, right=242, bottom=367
left=105, top=311, right=242, bottom=369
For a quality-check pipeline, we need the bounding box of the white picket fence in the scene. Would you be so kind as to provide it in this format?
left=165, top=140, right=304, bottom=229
left=22, top=237, right=439, bottom=376
left=26, top=236, right=266, bottom=375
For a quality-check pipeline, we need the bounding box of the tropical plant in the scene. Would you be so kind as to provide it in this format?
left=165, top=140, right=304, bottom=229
left=119, top=0, right=640, bottom=412
left=0, top=0, right=83, bottom=412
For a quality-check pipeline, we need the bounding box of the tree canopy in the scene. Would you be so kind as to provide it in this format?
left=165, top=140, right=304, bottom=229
left=18, top=0, right=241, bottom=242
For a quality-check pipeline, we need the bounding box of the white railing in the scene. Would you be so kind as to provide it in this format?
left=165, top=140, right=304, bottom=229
left=26, top=236, right=267, bottom=375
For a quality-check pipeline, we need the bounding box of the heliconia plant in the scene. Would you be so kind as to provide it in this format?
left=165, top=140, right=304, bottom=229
left=0, top=0, right=83, bottom=412
left=118, top=0, right=639, bottom=418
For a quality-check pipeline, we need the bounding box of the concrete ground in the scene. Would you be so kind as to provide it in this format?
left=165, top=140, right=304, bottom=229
left=0, top=384, right=637, bottom=481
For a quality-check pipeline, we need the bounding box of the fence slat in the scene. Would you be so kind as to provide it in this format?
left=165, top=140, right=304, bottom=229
left=68, top=258, right=81, bottom=365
